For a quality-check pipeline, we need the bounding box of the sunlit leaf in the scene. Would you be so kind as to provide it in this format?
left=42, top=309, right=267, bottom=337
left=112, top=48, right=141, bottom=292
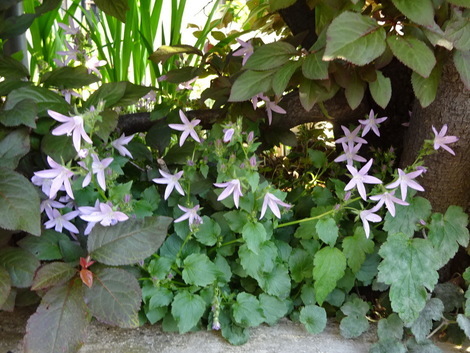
left=228, top=69, right=275, bottom=102
left=242, top=221, right=267, bottom=253
left=245, top=41, right=297, bottom=71
left=369, top=70, right=392, bottom=109
left=272, top=60, right=301, bottom=96
left=411, top=64, right=442, bottom=108
left=313, top=246, right=346, bottom=305
left=94, top=0, right=129, bottom=22
left=303, top=50, right=329, bottom=80
left=148, top=45, right=203, bottom=63
left=171, top=290, right=206, bottom=333
left=391, top=0, right=435, bottom=27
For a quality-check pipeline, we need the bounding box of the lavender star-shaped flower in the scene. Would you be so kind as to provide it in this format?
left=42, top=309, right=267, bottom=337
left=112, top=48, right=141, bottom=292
left=48, top=110, right=92, bottom=152
left=260, top=192, right=291, bottom=219
left=233, top=38, right=254, bottom=66
left=44, top=209, right=80, bottom=234
left=432, top=124, right=459, bottom=155
left=80, top=201, right=128, bottom=228
left=214, top=179, right=243, bottom=208
left=168, top=110, right=201, bottom=146
left=91, top=154, right=113, bottom=191
left=174, top=204, right=203, bottom=226
left=358, top=109, right=388, bottom=137
left=344, top=159, right=382, bottom=201
left=111, top=133, right=134, bottom=158
left=386, top=168, right=424, bottom=201
left=34, top=156, right=75, bottom=199
left=359, top=205, right=382, bottom=239
left=152, top=169, right=185, bottom=200
left=263, top=96, right=286, bottom=125
left=335, top=125, right=367, bottom=148
left=369, top=190, right=409, bottom=217
left=334, top=142, right=366, bottom=166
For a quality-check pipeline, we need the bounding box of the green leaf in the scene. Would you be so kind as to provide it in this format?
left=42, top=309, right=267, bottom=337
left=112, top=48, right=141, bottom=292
left=391, top=0, right=435, bottom=27
left=242, top=221, right=267, bottom=253
left=0, top=99, right=37, bottom=128
left=377, top=233, right=440, bottom=324
left=144, top=286, right=173, bottom=309
left=0, top=55, right=29, bottom=79
left=85, top=82, right=126, bottom=108
left=239, top=242, right=277, bottom=279
left=345, top=74, right=366, bottom=110
left=377, top=313, right=404, bottom=341
left=303, top=50, right=329, bottom=80
left=411, top=64, right=442, bottom=108
left=315, top=217, right=339, bottom=246
left=0, top=266, right=11, bottom=308
left=5, top=86, right=66, bottom=116
left=31, top=262, right=76, bottom=291
left=289, top=248, right=313, bottom=282
left=299, top=304, right=327, bottom=334
left=456, top=314, right=470, bottom=339
left=171, top=290, right=206, bottom=333
left=410, top=298, right=444, bottom=343
left=428, top=206, right=469, bottom=269
left=383, top=196, right=432, bottom=237
left=340, top=297, right=370, bottom=338
left=445, top=12, right=470, bottom=51
left=88, top=216, right=172, bottom=266
left=24, top=281, right=90, bottom=353
left=40, top=66, right=100, bottom=89
left=370, top=338, right=407, bottom=353
left=85, top=267, right=141, bottom=328
left=369, top=70, right=392, bottom=108
left=232, top=292, right=265, bottom=327
left=387, top=36, right=436, bottom=78
left=148, top=45, right=203, bottom=63
left=228, top=69, right=275, bottom=102
left=214, top=254, right=232, bottom=283
left=245, top=41, right=297, bottom=71
left=0, top=128, right=30, bottom=169
left=447, top=0, right=470, bottom=7
left=164, top=66, right=201, bottom=84
left=313, top=247, right=346, bottom=305
left=0, top=168, right=41, bottom=235
left=94, top=0, right=129, bottom=22
left=258, top=263, right=291, bottom=298
left=342, top=228, right=374, bottom=273
left=406, top=337, right=448, bottom=352
left=269, top=0, right=297, bottom=11
left=272, top=60, right=301, bottom=96
left=194, top=216, right=220, bottom=246
left=182, top=253, right=217, bottom=287
left=219, top=308, right=250, bottom=345
left=94, top=109, right=118, bottom=142
left=41, top=133, right=76, bottom=163
left=259, top=294, right=290, bottom=325
left=454, top=49, right=470, bottom=90
left=299, top=77, right=339, bottom=111
left=323, top=11, right=386, bottom=66
left=224, top=210, right=250, bottom=233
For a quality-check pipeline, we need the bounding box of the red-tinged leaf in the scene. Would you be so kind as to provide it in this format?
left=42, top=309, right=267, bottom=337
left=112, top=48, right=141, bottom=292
left=24, top=280, right=90, bottom=353
left=80, top=256, right=95, bottom=269
left=80, top=269, right=94, bottom=288
left=31, top=262, right=77, bottom=291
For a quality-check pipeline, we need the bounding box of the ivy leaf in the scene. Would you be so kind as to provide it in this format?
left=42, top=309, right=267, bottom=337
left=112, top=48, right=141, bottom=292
left=85, top=267, right=141, bottom=328
left=410, top=298, right=444, bottom=343
left=232, top=292, right=265, bottom=328
left=31, top=262, right=77, bottom=291
left=269, top=0, right=296, bottom=11
left=259, top=294, right=290, bottom=325
left=303, top=51, right=329, bottom=80
left=0, top=168, right=41, bottom=235
left=0, top=266, right=10, bottom=308
left=391, top=0, right=435, bottom=27
left=369, top=71, right=392, bottom=108
left=242, top=221, right=267, bottom=254
left=182, top=253, right=217, bottom=287
left=299, top=304, right=327, bottom=334
left=377, top=313, right=404, bottom=341
left=148, top=45, right=202, bottom=64
left=24, top=281, right=90, bottom=353
left=228, top=69, right=275, bottom=102
left=0, top=247, right=40, bottom=288
left=94, top=0, right=129, bottom=22
left=313, top=247, right=346, bottom=305
left=323, top=11, right=386, bottom=66
left=194, top=216, right=220, bottom=246
left=342, top=228, right=374, bottom=273
left=272, top=60, right=301, bottom=96
left=315, top=217, right=339, bottom=246
left=88, top=216, right=172, bottom=266
left=454, top=49, right=470, bottom=90
left=456, top=314, right=470, bottom=339
left=244, top=41, right=297, bottom=71
left=258, top=263, right=291, bottom=299
left=340, top=297, right=370, bottom=338
left=0, top=128, right=30, bottom=169
left=377, top=233, right=440, bottom=324
left=171, top=290, right=206, bottom=333
left=384, top=197, right=432, bottom=237
left=411, top=64, right=442, bottom=108
left=387, top=36, right=436, bottom=78
left=428, top=206, right=469, bottom=269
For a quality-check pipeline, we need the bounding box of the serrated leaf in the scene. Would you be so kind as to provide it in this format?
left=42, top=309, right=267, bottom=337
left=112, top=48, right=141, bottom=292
left=269, top=0, right=297, bottom=11
left=194, top=216, right=220, bottom=246
left=345, top=74, right=366, bottom=110
left=259, top=263, right=291, bottom=298
left=94, top=0, right=129, bottom=22
left=85, top=267, right=141, bottom=328
left=323, top=11, right=386, bottom=66
left=245, top=41, right=297, bottom=71
left=340, top=297, right=370, bottom=338
left=391, top=0, right=435, bottom=27
left=232, top=292, right=264, bottom=327
left=239, top=242, right=277, bottom=279
left=224, top=210, right=249, bottom=233
left=40, top=66, right=100, bottom=89
left=214, top=254, right=232, bottom=283
left=228, top=69, right=275, bottom=102
left=369, top=70, right=392, bottom=108
left=315, top=217, right=339, bottom=246
left=454, top=49, right=470, bottom=90
left=0, top=247, right=40, bottom=288
left=410, top=298, right=444, bottom=343
left=242, top=221, right=267, bottom=253
left=24, top=281, right=90, bottom=353
left=387, top=36, right=436, bottom=78
left=259, top=294, right=290, bottom=325
left=378, top=233, right=440, bottom=324
left=411, top=64, right=442, bottom=108
left=384, top=196, right=432, bottom=237
left=148, top=45, right=203, bottom=63
left=171, top=290, right=206, bottom=333
left=370, top=338, right=407, bottom=353
left=88, top=216, right=172, bottom=266
left=0, top=128, right=30, bottom=169
left=219, top=308, right=250, bottom=345
left=343, top=229, right=374, bottom=273
left=41, top=133, right=76, bottom=162
left=457, top=314, right=470, bottom=338
left=182, top=253, right=217, bottom=287
left=272, top=60, right=301, bottom=96
left=299, top=304, right=327, bottom=334
left=313, top=247, right=346, bottom=305
left=0, top=266, right=11, bottom=308
left=94, top=109, right=118, bottom=142
left=303, top=51, right=329, bottom=80
left=428, top=206, right=469, bottom=269
left=0, top=99, right=37, bottom=128
left=434, top=282, right=464, bottom=313
left=377, top=313, right=404, bottom=341
left=148, top=287, right=173, bottom=309
left=31, top=262, right=76, bottom=291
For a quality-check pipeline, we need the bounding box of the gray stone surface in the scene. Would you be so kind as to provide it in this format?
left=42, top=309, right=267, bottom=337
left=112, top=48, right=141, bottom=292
left=0, top=307, right=465, bottom=353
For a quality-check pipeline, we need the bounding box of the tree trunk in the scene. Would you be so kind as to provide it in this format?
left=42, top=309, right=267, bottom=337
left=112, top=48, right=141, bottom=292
left=400, top=57, right=470, bottom=214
